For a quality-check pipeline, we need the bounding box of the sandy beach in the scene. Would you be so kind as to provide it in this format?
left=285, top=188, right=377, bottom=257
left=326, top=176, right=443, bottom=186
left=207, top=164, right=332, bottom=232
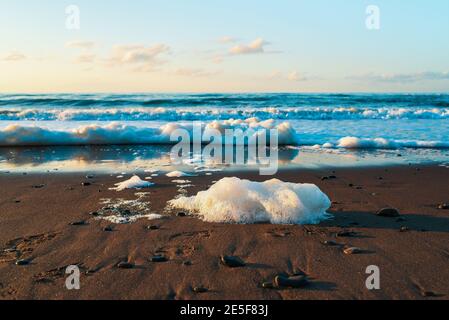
left=1, top=165, right=448, bottom=300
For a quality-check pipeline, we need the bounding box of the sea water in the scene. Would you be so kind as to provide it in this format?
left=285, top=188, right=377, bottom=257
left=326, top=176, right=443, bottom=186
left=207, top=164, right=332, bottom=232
left=0, top=93, right=448, bottom=172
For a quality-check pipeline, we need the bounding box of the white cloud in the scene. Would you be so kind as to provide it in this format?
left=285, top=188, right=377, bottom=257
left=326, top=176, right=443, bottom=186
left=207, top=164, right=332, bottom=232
left=219, top=36, right=237, bottom=44
left=287, top=71, right=307, bottom=82
left=66, top=40, right=96, bottom=49
left=267, top=70, right=307, bottom=82
left=351, top=71, right=449, bottom=83
left=104, top=44, right=170, bottom=72
left=2, top=51, right=27, bottom=61
left=174, top=68, right=220, bottom=77
left=229, top=38, right=270, bottom=55
left=75, top=53, right=96, bottom=63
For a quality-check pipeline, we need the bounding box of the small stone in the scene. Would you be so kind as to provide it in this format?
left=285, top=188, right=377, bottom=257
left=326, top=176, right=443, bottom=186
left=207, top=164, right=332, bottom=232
left=14, top=200, right=21, bottom=203
left=150, top=255, right=168, bottom=263
left=377, top=207, right=400, bottom=217
left=348, top=183, right=354, bottom=187
left=336, top=230, right=357, bottom=238
left=399, top=226, right=409, bottom=232
left=32, top=184, right=45, bottom=189
left=117, top=261, right=134, bottom=269
left=103, top=226, right=114, bottom=232
left=177, top=212, right=187, bottom=217
left=274, top=275, right=309, bottom=288
left=183, top=260, right=192, bottom=266
left=437, top=203, right=449, bottom=210
left=322, top=240, right=339, bottom=246
left=147, top=225, right=160, bottom=230
left=70, top=220, right=87, bottom=226
left=220, top=255, right=246, bottom=268
left=262, top=282, right=274, bottom=289
left=81, top=182, right=91, bottom=187
left=343, top=247, right=363, bottom=255
left=90, top=211, right=99, bottom=217
left=192, top=286, right=208, bottom=293
left=15, top=259, right=30, bottom=266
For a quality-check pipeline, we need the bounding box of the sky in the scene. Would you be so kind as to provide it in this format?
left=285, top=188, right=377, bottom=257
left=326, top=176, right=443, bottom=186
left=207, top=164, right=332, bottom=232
left=0, top=0, right=448, bottom=93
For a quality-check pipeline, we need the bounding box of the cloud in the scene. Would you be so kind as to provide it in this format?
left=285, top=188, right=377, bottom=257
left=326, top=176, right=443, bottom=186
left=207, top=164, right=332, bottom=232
left=287, top=71, right=307, bottom=82
left=104, top=44, right=170, bottom=72
left=229, top=38, right=271, bottom=55
left=174, top=68, right=220, bottom=77
left=267, top=70, right=308, bottom=82
left=2, top=51, right=27, bottom=61
left=219, top=36, right=237, bottom=44
left=75, top=53, right=96, bottom=63
left=66, top=40, right=96, bottom=49
left=351, top=71, right=449, bottom=83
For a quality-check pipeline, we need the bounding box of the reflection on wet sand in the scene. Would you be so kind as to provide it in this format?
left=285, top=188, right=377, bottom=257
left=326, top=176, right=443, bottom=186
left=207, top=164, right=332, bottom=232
left=0, top=145, right=448, bottom=173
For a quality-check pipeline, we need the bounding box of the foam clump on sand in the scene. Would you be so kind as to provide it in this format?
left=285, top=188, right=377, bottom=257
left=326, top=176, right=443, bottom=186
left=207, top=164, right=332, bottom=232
left=110, top=175, right=155, bottom=191
left=169, top=177, right=331, bottom=224
left=166, top=171, right=193, bottom=178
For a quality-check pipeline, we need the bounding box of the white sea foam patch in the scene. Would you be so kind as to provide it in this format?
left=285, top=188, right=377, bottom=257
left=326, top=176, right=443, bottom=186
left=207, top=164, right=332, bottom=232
left=110, top=175, right=154, bottom=191
left=337, top=136, right=449, bottom=149
left=169, top=177, right=332, bottom=225
left=97, top=192, right=162, bottom=224
left=0, top=118, right=299, bottom=146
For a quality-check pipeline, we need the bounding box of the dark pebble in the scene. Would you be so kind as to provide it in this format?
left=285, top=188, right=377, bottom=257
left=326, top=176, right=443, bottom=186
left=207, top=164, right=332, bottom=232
left=321, top=175, right=337, bottom=181
left=192, top=286, right=208, bottom=293
left=177, top=212, right=187, bottom=217
left=275, top=275, right=309, bottom=288
left=32, top=184, right=45, bottom=189
left=150, top=255, right=168, bottom=263
left=103, top=226, right=114, bottom=232
left=377, top=207, right=400, bottom=217
left=343, top=247, right=363, bottom=255
left=348, top=183, right=354, bottom=187
left=15, top=259, right=30, bottom=266
left=81, top=182, right=91, bottom=187
left=183, top=260, right=192, bottom=266
left=220, top=255, right=246, bottom=268
left=70, top=220, right=87, bottom=226
left=322, top=240, right=339, bottom=246
left=437, top=203, right=449, bottom=210
left=90, top=211, right=99, bottom=217
left=336, top=230, right=357, bottom=238
left=262, top=282, right=274, bottom=289
left=147, top=225, right=160, bottom=230
left=117, top=261, right=134, bottom=269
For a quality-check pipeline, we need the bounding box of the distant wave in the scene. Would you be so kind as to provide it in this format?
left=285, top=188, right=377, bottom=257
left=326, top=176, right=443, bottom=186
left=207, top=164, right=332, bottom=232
left=1, top=119, right=447, bottom=149
left=1, top=107, right=448, bottom=121
left=1, top=93, right=449, bottom=109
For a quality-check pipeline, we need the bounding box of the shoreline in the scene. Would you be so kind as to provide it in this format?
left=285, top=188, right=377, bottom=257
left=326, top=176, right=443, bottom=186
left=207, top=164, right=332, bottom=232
left=1, top=164, right=449, bottom=299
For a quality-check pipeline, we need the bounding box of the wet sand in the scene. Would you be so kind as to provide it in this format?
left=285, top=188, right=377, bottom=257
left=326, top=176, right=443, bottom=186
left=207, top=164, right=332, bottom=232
left=0, top=165, right=449, bottom=300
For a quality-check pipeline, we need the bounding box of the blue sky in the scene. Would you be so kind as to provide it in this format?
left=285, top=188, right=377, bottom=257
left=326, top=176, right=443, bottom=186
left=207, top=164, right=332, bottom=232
left=0, top=0, right=448, bottom=92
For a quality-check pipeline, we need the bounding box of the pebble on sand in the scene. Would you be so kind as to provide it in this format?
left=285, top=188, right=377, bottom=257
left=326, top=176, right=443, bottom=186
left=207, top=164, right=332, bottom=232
left=117, top=261, right=134, bottom=269
left=150, top=255, right=168, bottom=263
left=81, top=182, right=91, bottom=186
left=274, top=275, right=309, bottom=288
left=343, top=247, right=363, bottom=255
left=192, top=286, right=208, bottom=293
left=15, top=259, right=30, bottom=266
left=322, top=240, right=339, bottom=246
left=220, top=255, right=246, bottom=268
left=70, top=220, right=87, bottom=226
left=377, top=207, right=400, bottom=217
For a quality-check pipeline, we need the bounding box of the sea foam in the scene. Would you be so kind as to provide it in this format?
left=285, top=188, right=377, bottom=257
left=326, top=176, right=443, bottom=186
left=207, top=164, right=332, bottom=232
left=169, top=177, right=332, bottom=224
left=110, top=175, right=154, bottom=191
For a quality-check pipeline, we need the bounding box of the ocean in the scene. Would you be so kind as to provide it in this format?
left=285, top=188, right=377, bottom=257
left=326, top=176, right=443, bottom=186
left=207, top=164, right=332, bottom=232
left=0, top=93, right=448, bottom=172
